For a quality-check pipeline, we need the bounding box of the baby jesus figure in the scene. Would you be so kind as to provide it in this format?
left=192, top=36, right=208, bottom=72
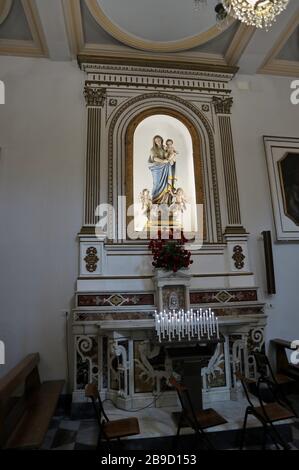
left=165, top=139, right=179, bottom=165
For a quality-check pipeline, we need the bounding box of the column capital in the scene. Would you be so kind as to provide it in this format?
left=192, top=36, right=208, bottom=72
left=212, top=96, right=233, bottom=114
left=84, top=85, right=106, bottom=107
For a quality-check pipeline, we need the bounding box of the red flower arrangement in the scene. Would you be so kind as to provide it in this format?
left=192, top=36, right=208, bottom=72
left=149, top=231, right=193, bottom=273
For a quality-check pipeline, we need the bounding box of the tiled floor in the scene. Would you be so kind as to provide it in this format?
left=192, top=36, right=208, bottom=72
left=42, top=397, right=299, bottom=451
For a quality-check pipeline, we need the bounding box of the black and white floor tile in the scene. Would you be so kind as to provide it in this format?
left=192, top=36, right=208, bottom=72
left=41, top=401, right=299, bottom=451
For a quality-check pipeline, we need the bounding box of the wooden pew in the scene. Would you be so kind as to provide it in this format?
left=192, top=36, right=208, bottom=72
left=0, top=353, right=64, bottom=449
left=271, top=338, right=299, bottom=382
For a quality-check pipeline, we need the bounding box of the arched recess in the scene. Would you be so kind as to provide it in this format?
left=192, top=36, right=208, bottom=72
left=107, top=93, right=222, bottom=243
left=125, top=107, right=205, bottom=238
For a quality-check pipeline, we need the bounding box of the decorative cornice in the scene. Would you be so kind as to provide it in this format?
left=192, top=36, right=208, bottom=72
left=224, top=226, right=247, bottom=235
left=78, top=55, right=238, bottom=77
left=212, top=96, right=233, bottom=114
left=79, top=226, right=96, bottom=236
left=84, top=85, right=106, bottom=107
left=81, top=63, right=235, bottom=95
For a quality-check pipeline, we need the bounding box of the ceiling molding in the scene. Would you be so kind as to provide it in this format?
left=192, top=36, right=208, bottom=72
left=84, top=0, right=236, bottom=53
left=225, top=23, right=255, bottom=66
left=62, top=0, right=84, bottom=57
left=0, top=38, right=43, bottom=57
left=259, top=7, right=299, bottom=77
left=21, top=0, right=48, bottom=56
left=259, top=59, right=299, bottom=77
left=34, top=0, right=71, bottom=61
left=77, top=53, right=239, bottom=75
left=0, top=0, right=48, bottom=58
left=63, top=0, right=248, bottom=67
left=0, top=0, right=12, bottom=25
left=79, top=43, right=229, bottom=66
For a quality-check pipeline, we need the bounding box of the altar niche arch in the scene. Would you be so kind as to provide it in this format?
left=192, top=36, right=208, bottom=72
left=125, top=108, right=205, bottom=238
left=108, top=94, right=222, bottom=243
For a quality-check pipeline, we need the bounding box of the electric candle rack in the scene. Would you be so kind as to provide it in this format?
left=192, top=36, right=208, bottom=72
left=154, top=308, right=220, bottom=344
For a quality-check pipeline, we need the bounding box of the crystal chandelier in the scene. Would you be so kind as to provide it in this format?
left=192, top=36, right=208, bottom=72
left=194, top=0, right=289, bottom=30
left=223, top=0, right=289, bottom=29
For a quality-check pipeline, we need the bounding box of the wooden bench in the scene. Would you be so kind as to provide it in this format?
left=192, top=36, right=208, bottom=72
left=0, top=353, right=64, bottom=449
left=271, top=338, right=299, bottom=383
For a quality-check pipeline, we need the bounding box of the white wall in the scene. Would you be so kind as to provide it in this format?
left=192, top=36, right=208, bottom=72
left=0, top=56, right=298, bottom=384
left=231, top=74, right=299, bottom=346
left=0, top=57, right=86, bottom=384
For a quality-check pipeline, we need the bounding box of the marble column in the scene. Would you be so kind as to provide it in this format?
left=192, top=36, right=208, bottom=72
left=212, top=96, right=244, bottom=232
left=83, top=85, right=106, bottom=227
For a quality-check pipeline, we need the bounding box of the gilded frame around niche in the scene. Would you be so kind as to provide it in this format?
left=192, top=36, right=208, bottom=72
left=125, top=107, right=206, bottom=240
left=264, top=136, right=299, bottom=241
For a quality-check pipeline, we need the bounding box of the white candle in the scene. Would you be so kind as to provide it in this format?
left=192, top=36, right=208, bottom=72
left=211, top=312, right=215, bottom=333
left=177, top=319, right=181, bottom=341
left=157, top=319, right=161, bottom=342
left=206, top=311, right=210, bottom=339
left=209, top=314, right=213, bottom=336
left=216, top=317, right=219, bottom=339
left=162, top=315, right=166, bottom=339
left=187, top=318, right=190, bottom=340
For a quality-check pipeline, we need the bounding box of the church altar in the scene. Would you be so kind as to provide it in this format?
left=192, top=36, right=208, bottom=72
left=71, top=56, right=267, bottom=411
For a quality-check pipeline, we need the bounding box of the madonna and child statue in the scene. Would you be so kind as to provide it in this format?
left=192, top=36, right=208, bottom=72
left=140, top=135, right=187, bottom=229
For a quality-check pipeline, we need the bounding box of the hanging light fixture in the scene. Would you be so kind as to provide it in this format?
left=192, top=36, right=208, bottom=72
left=215, top=2, right=231, bottom=29
left=223, top=0, right=289, bottom=30
left=194, top=0, right=289, bottom=30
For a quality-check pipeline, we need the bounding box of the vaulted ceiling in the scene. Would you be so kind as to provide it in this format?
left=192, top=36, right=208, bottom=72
left=0, top=0, right=298, bottom=76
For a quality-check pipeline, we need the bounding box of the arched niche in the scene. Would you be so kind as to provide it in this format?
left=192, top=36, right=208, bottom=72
left=107, top=93, right=222, bottom=243
left=125, top=108, right=205, bottom=238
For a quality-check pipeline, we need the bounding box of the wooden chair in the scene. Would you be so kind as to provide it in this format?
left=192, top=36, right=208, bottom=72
left=85, top=383, right=140, bottom=451
left=253, top=351, right=297, bottom=416
left=271, top=338, right=299, bottom=382
left=236, top=372, right=296, bottom=450
left=169, top=377, right=227, bottom=450
left=0, top=353, right=64, bottom=449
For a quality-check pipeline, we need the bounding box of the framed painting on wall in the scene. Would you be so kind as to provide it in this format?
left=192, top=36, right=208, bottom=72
left=264, top=136, right=299, bottom=241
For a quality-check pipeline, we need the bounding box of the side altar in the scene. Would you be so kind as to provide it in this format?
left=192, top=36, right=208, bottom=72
left=71, top=57, right=267, bottom=410
left=72, top=266, right=266, bottom=410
